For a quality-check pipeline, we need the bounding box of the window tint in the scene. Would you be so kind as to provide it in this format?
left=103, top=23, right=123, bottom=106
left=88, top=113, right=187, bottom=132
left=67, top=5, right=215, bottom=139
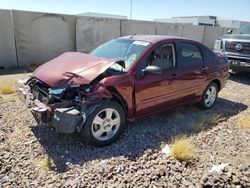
left=233, top=24, right=250, bottom=34
left=177, top=43, right=203, bottom=66
left=90, top=39, right=150, bottom=71
left=147, top=43, right=175, bottom=70
left=202, top=46, right=216, bottom=62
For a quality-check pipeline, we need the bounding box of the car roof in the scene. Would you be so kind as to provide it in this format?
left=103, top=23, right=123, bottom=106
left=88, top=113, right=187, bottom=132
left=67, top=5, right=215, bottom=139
left=120, top=35, right=199, bottom=44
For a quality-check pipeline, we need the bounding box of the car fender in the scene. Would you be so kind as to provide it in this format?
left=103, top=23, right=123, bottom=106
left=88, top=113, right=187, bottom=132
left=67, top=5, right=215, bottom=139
left=76, top=99, right=111, bottom=132
left=86, top=83, right=113, bottom=103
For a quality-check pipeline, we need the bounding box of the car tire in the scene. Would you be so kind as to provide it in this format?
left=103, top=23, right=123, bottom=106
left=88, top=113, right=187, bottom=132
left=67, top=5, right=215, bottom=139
left=198, top=82, right=218, bottom=110
left=80, top=100, right=126, bottom=146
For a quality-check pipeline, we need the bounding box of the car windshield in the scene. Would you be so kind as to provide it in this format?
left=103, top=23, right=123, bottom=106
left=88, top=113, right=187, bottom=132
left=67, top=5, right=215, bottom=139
left=233, top=24, right=250, bottom=34
left=89, top=39, right=150, bottom=71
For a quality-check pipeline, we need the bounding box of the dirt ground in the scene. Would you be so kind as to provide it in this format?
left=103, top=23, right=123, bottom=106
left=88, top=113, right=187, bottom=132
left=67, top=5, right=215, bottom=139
left=0, top=71, right=249, bottom=187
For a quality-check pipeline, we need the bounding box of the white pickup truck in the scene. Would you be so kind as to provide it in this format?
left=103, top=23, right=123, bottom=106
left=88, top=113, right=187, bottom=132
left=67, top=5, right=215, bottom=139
left=214, top=24, right=250, bottom=73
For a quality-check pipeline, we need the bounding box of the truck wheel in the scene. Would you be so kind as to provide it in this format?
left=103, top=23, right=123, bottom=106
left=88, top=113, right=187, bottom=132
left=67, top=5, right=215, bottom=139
left=199, top=82, right=218, bottom=109
left=81, top=101, right=126, bottom=146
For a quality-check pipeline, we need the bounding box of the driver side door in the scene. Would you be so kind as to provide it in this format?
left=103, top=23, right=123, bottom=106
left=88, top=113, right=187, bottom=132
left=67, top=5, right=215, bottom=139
left=134, top=43, right=182, bottom=117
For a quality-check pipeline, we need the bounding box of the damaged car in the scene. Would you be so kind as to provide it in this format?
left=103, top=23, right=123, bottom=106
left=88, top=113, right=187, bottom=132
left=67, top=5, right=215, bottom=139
left=18, top=35, right=229, bottom=146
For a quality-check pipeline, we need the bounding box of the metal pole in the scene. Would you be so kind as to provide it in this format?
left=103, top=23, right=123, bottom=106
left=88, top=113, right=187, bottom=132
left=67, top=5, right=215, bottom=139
left=130, top=0, right=133, bottom=19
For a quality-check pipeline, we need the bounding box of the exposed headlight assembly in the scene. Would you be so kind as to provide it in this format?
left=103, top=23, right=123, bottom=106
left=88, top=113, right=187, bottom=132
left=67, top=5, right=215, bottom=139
left=49, top=88, right=65, bottom=95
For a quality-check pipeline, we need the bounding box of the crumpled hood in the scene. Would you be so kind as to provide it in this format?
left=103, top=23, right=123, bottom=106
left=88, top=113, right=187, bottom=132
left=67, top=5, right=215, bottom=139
left=218, top=34, right=250, bottom=40
left=33, top=52, right=114, bottom=87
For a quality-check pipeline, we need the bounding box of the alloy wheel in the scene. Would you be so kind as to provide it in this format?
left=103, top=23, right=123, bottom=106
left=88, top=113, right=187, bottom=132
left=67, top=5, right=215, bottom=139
left=91, top=108, right=121, bottom=141
left=204, top=85, right=217, bottom=107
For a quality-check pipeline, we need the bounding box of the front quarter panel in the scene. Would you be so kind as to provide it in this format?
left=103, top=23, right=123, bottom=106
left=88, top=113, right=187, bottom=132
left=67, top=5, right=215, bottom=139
left=98, top=74, right=134, bottom=119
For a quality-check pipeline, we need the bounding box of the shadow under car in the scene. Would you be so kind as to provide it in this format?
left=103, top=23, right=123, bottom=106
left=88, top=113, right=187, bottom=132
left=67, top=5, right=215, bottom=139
left=31, top=97, right=247, bottom=172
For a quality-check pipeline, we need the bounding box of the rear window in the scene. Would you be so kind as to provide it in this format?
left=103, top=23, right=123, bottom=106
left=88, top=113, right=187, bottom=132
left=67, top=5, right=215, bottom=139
left=202, top=46, right=217, bottom=63
left=177, top=42, right=203, bottom=67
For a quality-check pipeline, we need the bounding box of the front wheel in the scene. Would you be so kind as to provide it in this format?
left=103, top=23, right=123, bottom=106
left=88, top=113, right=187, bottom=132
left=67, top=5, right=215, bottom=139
left=199, top=82, right=218, bottom=109
left=81, top=101, right=126, bottom=146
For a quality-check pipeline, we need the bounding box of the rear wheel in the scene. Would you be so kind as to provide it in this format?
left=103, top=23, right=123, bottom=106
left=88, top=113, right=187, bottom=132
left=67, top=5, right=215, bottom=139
left=81, top=101, right=126, bottom=146
left=199, top=82, right=218, bottom=109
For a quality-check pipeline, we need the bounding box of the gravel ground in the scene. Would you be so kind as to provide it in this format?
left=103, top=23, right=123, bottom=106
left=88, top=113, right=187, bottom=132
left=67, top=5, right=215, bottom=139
left=0, top=72, right=250, bottom=187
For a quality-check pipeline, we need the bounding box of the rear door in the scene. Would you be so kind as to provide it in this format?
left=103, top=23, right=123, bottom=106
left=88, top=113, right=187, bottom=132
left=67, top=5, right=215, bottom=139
left=175, top=41, right=209, bottom=102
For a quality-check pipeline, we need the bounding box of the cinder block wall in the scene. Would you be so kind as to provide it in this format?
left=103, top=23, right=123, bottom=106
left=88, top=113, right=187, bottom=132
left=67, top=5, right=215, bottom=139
left=13, top=10, right=76, bottom=67
left=0, top=10, right=17, bottom=69
left=76, top=18, right=229, bottom=53
left=0, top=9, right=230, bottom=69
left=76, top=16, right=121, bottom=53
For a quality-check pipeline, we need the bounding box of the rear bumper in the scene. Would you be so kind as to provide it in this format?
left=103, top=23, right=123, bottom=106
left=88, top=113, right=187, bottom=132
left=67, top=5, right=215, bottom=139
left=18, top=81, right=82, bottom=133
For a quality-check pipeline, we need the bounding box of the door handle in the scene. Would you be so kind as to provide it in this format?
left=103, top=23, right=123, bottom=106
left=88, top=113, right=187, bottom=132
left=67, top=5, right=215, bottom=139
left=202, top=66, right=208, bottom=72
left=171, top=73, right=177, bottom=79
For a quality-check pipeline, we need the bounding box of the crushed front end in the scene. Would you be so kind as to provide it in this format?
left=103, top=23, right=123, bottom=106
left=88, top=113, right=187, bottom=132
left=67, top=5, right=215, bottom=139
left=17, top=52, right=127, bottom=135
left=18, top=77, right=97, bottom=133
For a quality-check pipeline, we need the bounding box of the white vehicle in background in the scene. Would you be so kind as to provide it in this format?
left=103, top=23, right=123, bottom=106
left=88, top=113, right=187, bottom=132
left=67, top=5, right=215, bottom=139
left=214, top=24, right=250, bottom=73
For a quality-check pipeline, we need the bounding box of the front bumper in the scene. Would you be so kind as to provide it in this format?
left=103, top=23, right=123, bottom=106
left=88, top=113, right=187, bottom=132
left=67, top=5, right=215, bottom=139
left=224, top=52, right=250, bottom=72
left=18, top=82, right=49, bottom=120
left=228, top=59, right=250, bottom=72
left=18, top=81, right=82, bottom=133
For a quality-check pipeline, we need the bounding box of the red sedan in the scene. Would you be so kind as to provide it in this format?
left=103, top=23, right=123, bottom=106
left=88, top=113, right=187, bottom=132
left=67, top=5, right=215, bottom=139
left=18, top=35, right=229, bottom=146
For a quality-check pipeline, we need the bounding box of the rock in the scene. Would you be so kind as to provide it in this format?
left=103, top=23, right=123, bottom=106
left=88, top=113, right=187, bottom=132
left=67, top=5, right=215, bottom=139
left=232, top=176, right=241, bottom=185
left=161, top=144, right=170, bottom=156
left=0, top=75, right=250, bottom=187
left=203, top=181, right=213, bottom=188
left=143, top=181, right=150, bottom=187
left=209, top=163, right=229, bottom=173
left=175, top=174, right=182, bottom=181
left=182, top=180, right=192, bottom=187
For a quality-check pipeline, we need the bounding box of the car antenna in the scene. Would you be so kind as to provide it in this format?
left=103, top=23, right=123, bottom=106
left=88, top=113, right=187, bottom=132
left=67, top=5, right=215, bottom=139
left=130, top=33, right=136, bottom=39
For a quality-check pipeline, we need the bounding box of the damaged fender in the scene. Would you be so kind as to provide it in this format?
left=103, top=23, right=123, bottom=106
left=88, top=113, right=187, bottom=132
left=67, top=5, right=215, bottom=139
left=49, top=84, right=113, bottom=133
left=76, top=99, right=112, bottom=132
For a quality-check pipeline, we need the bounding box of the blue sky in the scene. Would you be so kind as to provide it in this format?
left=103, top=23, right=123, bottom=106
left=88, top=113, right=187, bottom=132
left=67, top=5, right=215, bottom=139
left=0, top=0, right=249, bottom=21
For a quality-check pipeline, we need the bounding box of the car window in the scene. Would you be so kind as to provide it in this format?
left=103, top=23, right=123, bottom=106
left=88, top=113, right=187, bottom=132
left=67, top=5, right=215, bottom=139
left=177, top=42, right=203, bottom=67
left=201, top=45, right=216, bottom=63
left=90, top=39, right=150, bottom=71
left=233, top=24, right=250, bottom=34
left=147, top=43, right=175, bottom=70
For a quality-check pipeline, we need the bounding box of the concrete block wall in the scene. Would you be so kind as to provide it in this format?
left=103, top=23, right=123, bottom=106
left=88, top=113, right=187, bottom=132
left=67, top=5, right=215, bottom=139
left=76, top=19, right=226, bottom=52
left=0, top=10, right=17, bottom=69
left=12, top=10, right=76, bottom=67
left=76, top=16, right=121, bottom=53
left=155, top=23, right=183, bottom=36
left=121, top=20, right=156, bottom=36
left=182, top=25, right=206, bottom=42
left=203, top=26, right=224, bottom=49
left=0, top=9, right=231, bottom=69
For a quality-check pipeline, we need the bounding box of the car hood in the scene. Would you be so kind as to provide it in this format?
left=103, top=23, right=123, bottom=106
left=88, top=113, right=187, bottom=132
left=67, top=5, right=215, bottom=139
left=218, top=34, right=250, bottom=40
left=33, top=52, right=114, bottom=87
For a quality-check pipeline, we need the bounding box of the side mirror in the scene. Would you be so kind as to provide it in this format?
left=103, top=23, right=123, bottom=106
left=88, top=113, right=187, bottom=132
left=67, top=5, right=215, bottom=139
left=142, top=65, right=162, bottom=75
left=226, top=29, right=233, bottom=34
